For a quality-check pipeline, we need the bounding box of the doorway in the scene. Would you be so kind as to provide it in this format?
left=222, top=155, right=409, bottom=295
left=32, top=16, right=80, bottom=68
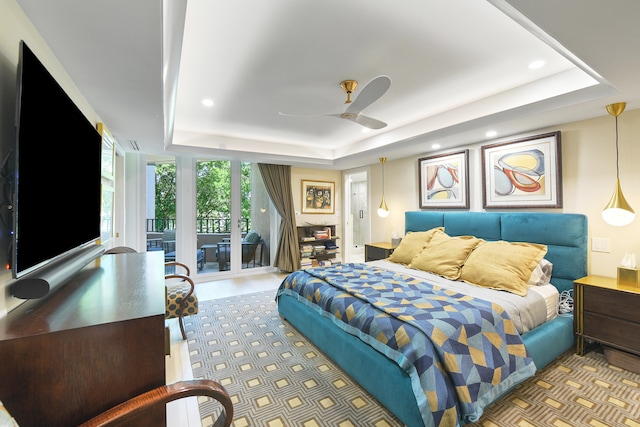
left=145, top=156, right=273, bottom=278
left=343, top=168, right=370, bottom=263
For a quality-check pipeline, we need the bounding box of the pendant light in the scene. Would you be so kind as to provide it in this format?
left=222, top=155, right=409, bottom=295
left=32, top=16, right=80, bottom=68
left=377, top=157, right=390, bottom=218
left=602, top=102, right=635, bottom=226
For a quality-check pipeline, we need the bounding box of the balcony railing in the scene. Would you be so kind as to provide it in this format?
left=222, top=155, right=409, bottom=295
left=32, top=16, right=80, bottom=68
left=146, top=218, right=250, bottom=234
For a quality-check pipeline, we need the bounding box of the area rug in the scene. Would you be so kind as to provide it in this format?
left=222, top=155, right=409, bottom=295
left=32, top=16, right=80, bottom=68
left=186, top=290, right=640, bottom=427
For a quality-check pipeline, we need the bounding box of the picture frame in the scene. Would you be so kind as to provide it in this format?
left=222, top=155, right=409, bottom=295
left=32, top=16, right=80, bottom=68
left=418, top=149, right=469, bottom=209
left=302, top=180, right=335, bottom=214
left=481, top=131, right=562, bottom=209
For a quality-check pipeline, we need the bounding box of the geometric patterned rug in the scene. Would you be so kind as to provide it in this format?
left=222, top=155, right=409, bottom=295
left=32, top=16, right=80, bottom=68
left=186, top=290, right=640, bottom=427
left=467, top=349, right=640, bottom=427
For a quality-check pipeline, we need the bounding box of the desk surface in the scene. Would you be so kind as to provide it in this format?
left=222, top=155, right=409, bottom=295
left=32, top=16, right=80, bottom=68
left=0, top=251, right=165, bottom=339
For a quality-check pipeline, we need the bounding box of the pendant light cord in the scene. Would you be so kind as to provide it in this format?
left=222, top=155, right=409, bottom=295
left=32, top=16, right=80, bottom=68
left=615, top=115, right=620, bottom=179
left=381, top=161, right=385, bottom=197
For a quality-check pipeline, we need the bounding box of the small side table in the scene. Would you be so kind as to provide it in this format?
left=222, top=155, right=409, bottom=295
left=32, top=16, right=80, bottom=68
left=365, top=242, right=396, bottom=261
left=574, top=275, right=640, bottom=357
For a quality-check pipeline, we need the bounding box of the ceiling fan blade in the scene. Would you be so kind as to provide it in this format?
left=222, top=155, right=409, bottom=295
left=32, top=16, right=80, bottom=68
left=350, top=114, right=387, bottom=129
left=345, top=75, right=391, bottom=114
left=278, top=111, right=324, bottom=117
left=327, top=113, right=387, bottom=129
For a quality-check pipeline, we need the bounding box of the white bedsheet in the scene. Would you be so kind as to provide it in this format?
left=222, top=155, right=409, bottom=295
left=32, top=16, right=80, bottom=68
left=369, top=260, right=558, bottom=334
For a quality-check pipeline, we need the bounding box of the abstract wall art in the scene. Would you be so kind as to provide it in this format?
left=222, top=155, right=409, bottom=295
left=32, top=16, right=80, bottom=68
left=481, top=131, right=562, bottom=208
left=418, top=150, right=469, bottom=209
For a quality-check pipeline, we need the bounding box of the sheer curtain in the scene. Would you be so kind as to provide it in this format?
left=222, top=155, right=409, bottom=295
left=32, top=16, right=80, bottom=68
left=257, top=164, right=300, bottom=272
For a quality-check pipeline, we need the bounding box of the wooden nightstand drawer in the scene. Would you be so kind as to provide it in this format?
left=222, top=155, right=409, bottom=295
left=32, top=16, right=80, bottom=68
left=583, top=285, right=640, bottom=322
left=583, top=312, right=640, bottom=355
left=574, top=275, right=640, bottom=357
left=365, top=243, right=395, bottom=262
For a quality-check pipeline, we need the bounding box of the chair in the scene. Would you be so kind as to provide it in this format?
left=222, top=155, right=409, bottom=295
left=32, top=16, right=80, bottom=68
left=162, top=229, right=176, bottom=253
left=165, top=261, right=199, bottom=340
left=79, top=379, right=233, bottom=426
left=0, top=379, right=233, bottom=427
left=104, top=246, right=137, bottom=254
left=162, top=229, right=205, bottom=270
left=216, top=230, right=264, bottom=271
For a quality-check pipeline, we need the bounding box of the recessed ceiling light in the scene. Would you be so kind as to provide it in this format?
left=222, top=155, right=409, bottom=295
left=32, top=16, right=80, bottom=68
left=431, top=143, right=441, bottom=149
left=528, top=60, right=546, bottom=70
left=202, top=98, right=215, bottom=107
left=486, top=130, right=497, bottom=138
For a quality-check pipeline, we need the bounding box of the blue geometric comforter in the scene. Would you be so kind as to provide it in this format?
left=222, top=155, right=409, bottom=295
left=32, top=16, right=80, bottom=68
left=276, top=263, right=536, bottom=427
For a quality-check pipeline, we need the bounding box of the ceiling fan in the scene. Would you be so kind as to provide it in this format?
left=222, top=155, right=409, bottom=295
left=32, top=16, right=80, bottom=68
left=279, top=75, right=391, bottom=130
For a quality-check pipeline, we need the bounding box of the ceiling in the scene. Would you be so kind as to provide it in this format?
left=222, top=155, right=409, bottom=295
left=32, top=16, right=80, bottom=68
left=16, top=0, right=640, bottom=170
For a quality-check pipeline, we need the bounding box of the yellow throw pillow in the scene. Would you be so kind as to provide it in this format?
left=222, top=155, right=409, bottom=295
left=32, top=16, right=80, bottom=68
left=409, top=235, right=483, bottom=280
left=387, top=228, right=445, bottom=264
left=460, top=241, right=548, bottom=296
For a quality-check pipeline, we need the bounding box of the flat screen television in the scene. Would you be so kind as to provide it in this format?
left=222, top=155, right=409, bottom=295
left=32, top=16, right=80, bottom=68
left=13, top=41, right=102, bottom=280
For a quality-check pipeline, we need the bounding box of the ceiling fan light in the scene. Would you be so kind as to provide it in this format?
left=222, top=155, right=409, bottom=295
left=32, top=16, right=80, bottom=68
left=602, top=179, right=635, bottom=226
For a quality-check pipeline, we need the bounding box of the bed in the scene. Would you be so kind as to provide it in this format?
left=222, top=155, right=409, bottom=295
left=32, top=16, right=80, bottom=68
left=276, top=211, right=587, bottom=427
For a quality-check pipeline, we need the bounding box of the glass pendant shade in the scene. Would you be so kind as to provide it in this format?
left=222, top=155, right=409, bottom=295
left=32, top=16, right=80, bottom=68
left=602, top=102, right=634, bottom=226
left=602, top=179, right=635, bottom=226
left=378, top=157, right=390, bottom=218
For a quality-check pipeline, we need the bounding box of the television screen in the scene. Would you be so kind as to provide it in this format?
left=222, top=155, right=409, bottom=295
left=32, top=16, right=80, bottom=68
left=13, top=41, right=102, bottom=278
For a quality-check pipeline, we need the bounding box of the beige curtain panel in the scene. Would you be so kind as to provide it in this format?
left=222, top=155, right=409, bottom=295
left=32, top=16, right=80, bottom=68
left=258, top=163, right=300, bottom=272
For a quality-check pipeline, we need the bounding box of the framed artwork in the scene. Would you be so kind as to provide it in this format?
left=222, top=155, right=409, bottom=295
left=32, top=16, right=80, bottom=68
left=482, top=131, right=562, bottom=208
left=302, top=180, right=335, bottom=214
left=418, top=150, right=469, bottom=209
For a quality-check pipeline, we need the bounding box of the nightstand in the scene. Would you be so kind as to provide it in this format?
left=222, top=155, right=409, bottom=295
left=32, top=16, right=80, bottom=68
left=574, top=275, right=640, bottom=358
left=365, top=242, right=396, bottom=261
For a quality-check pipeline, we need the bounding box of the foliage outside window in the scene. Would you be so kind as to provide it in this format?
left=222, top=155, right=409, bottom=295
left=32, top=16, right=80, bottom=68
left=153, top=161, right=253, bottom=232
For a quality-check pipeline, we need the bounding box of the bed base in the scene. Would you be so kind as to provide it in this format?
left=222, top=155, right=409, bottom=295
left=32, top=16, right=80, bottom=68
left=278, top=294, right=574, bottom=427
left=278, top=211, right=587, bottom=427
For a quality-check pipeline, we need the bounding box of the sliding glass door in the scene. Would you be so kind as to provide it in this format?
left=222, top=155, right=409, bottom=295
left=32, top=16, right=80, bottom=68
left=195, top=160, right=271, bottom=277
left=146, top=156, right=272, bottom=277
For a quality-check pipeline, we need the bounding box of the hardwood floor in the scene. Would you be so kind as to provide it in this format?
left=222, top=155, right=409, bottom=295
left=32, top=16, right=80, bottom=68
left=165, top=272, right=287, bottom=427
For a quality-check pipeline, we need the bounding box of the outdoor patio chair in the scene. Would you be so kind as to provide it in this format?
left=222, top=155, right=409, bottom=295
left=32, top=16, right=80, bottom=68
left=162, top=229, right=205, bottom=270
left=216, top=230, right=263, bottom=271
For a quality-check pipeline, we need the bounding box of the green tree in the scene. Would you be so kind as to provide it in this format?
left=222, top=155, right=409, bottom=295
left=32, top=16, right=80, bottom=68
left=240, top=162, right=252, bottom=217
left=196, top=161, right=231, bottom=218
left=154, top=160, right=253, bottom=230
left=154, top=163, right=176, bottom=228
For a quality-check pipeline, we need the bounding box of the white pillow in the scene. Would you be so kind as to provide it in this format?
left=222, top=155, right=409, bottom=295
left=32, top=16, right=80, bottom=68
left=528, top=258, right=553, bottom=287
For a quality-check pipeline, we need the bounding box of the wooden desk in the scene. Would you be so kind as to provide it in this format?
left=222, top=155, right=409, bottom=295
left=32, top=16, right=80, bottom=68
left=0, top=251, right=166, bottom=426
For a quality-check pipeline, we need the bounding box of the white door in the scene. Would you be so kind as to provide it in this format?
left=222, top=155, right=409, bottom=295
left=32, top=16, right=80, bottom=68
left=343, top=168, right=370, bottom=263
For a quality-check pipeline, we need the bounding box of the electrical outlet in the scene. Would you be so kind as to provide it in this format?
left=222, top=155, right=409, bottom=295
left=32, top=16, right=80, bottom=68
left=591, top=237, right=612, bottom=253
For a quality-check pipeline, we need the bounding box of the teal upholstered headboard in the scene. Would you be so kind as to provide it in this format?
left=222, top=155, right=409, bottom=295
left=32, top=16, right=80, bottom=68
left=404, top=211, right=588, bottom=293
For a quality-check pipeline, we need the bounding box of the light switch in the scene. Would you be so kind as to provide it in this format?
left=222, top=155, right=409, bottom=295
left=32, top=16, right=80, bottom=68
left=591, top=237, right=612, bottom=253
